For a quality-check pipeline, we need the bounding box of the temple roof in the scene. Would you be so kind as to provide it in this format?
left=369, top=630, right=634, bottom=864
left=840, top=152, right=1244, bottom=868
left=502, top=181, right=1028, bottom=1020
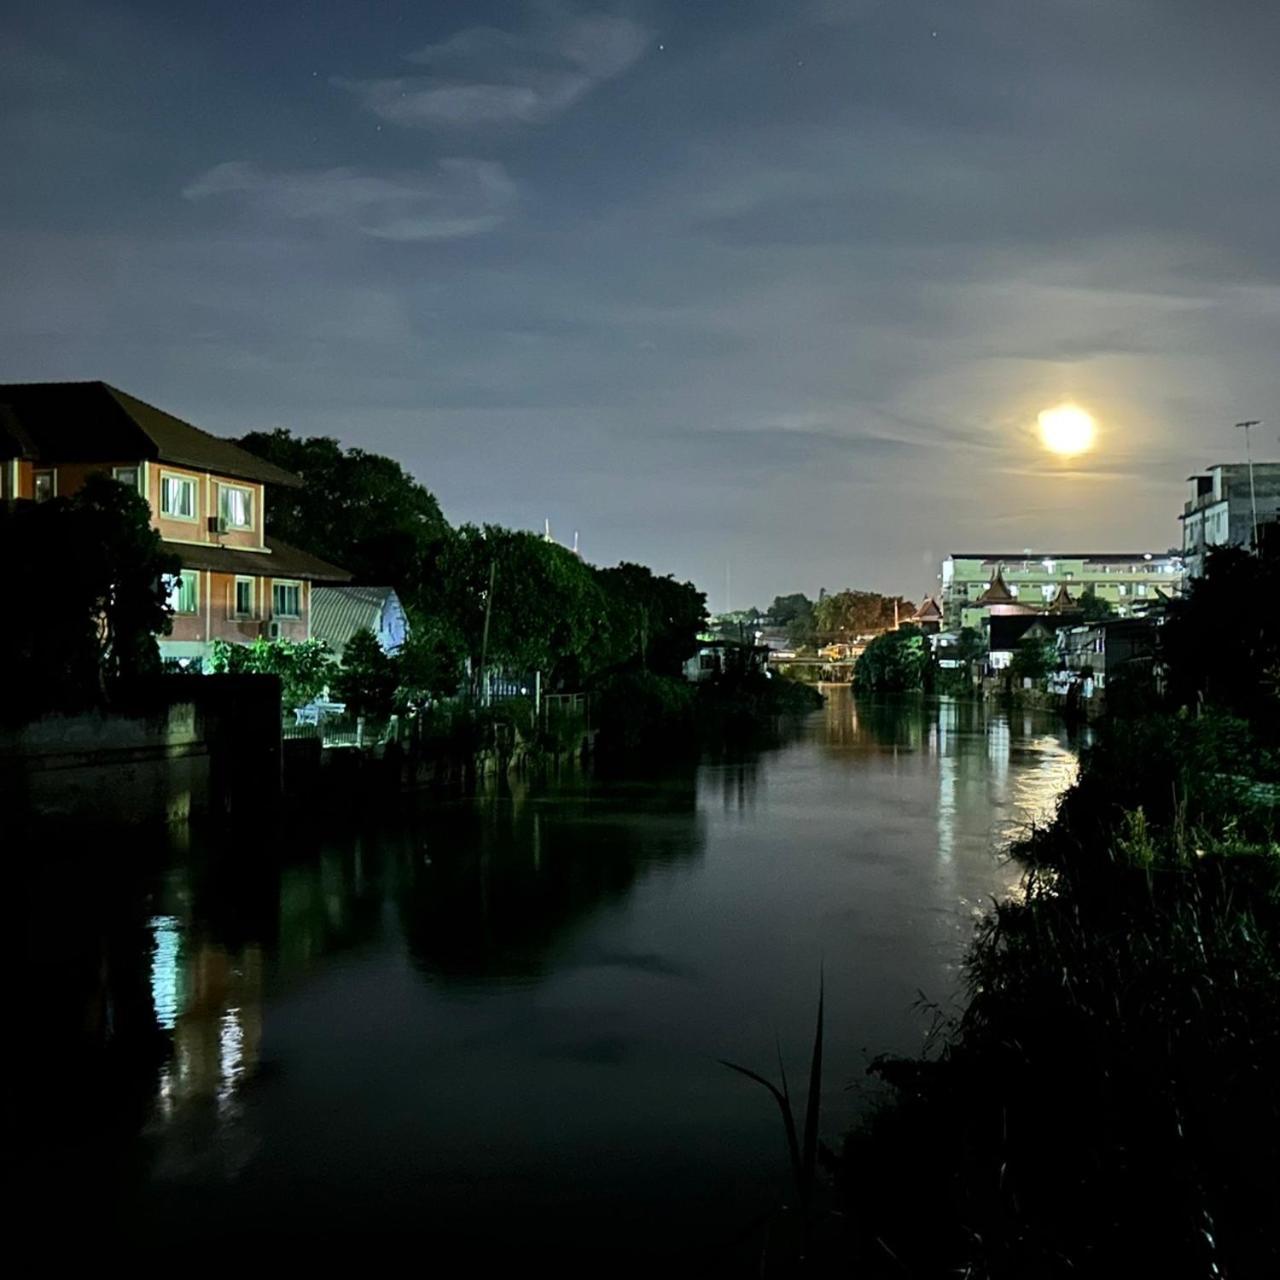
left=1046, top=582, right=1075, bottom=612
left=976, top=566, right=1016, bottom=605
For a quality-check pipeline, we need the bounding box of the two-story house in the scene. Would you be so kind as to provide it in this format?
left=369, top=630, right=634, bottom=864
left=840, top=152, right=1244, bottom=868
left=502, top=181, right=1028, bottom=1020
left=0, top=381, right=350, bottom=669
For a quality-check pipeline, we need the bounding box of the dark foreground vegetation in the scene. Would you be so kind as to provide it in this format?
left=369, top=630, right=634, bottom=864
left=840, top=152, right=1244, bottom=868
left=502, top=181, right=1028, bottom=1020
left=832, top=548, right=1280, bottom=1279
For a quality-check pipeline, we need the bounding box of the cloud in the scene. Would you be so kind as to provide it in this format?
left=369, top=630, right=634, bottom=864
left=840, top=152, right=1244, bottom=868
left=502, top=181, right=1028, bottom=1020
left=336, top=9, right=649, bottom=130
left=182, top=159, right=516, bottom=241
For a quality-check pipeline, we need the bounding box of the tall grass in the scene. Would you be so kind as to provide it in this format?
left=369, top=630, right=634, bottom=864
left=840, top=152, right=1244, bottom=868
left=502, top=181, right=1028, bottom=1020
left=836, top=712, right=1280, bottom=1278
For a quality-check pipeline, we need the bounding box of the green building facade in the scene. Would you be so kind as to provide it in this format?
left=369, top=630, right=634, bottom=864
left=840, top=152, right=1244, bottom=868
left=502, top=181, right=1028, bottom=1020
left=940, top=553, right=1185, bottom=631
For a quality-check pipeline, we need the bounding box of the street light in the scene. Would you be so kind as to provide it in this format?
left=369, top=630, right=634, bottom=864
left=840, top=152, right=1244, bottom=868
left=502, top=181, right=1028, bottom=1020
left=1235, top=420, right=1262, bottom=548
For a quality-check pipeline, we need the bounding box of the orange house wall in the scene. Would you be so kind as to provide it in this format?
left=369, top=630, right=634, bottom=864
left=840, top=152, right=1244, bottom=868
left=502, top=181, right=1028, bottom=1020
left=166, top=572, right=311, bottom=646
left=145, top=462, right=265, bottom=549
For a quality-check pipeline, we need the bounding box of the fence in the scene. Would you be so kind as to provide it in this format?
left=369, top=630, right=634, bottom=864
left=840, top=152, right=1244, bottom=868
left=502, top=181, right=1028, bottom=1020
left=284, top=713, right=396, bottom=749
left=542, top=692, right=590, bottom=729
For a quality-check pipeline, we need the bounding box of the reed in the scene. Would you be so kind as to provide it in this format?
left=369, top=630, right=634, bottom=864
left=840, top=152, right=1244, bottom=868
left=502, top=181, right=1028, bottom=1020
left=721, top=975, right=825, bottom=1264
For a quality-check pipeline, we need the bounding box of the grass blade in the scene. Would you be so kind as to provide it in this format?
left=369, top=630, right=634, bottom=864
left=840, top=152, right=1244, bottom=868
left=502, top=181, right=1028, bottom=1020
left=801, top=971, right=825, bottom=1203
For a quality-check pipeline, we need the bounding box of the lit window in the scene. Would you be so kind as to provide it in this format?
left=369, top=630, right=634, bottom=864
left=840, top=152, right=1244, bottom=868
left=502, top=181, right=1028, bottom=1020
left=113, top=466, right=140, bottom=491
left=166, top=571, right=199, bottom=615
left=220, top=485, right=253, bottom=529
left=234, top=578, right=254, bottom=616
left=33, top=470, right=55, bottom=502
left=272, top=582, right=301, bottom=618
left=161, top=474, right=196, bottom=519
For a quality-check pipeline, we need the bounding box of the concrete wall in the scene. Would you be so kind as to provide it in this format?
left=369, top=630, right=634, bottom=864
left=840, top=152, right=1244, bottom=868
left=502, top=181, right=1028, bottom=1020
left=1, top=675, right=282, bottom=828
left=1, top=703, right=211, bottom=826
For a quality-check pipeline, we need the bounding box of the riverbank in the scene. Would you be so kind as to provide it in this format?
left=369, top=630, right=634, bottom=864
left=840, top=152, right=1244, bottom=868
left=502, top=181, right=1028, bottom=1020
left=833, top=705, right=1280, bottom=1278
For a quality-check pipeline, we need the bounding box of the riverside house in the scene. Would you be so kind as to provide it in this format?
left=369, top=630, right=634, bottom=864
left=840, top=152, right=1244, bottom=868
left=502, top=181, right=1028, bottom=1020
left=0, top=381, right=350, bottom=669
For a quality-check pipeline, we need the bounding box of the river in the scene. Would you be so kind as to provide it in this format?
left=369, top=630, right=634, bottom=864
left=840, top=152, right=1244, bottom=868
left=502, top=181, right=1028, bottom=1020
left=17, top=690, right=1086, bottom=1259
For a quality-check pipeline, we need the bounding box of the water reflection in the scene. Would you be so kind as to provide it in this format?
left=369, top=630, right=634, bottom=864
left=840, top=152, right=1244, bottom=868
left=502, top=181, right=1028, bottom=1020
left=399, top=772, right=706, bottom=982
left=16, top=698, right=1086, bottom=1253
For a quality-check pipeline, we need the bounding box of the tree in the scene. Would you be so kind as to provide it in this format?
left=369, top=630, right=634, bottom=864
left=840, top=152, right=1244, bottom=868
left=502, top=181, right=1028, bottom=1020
left=1010, top=636, right=1057, bottom=682
left=209, top=637, right=337, bottom=710
left=594, top=562, right=707, bottom=677
left=769, top=593, right=813, bottom=627
left=955, top=626, right=986, bottom=668
left=1162, top=546, right=1280, bottom=736
left=853, top=625, right=929, bottom=692
left=1078, top=586, right=1116, bottom=622
left=0, top=474, right=178, bottom=724
left=396, top=613, right=467, bottom=706
left=814, top=590, right=912, bottom=640
left=425, top=524, right=609, bottom=690
left=331, top=629, right=399, bottom=718
left=235, top=429, right=449, bottom=593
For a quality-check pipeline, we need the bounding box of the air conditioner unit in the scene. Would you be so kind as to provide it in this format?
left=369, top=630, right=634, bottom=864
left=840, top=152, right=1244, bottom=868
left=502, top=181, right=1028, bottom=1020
left=207, top=515, right=229, bottom=535
left=266, top=620, right=282, bottom=639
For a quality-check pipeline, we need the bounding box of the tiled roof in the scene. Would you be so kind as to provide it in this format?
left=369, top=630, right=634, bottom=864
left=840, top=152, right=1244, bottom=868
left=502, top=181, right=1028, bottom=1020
left=311, top=586, right=398, bottom=654
left=0, top=381, right=302, bottom=488
left=977, top=567, right=1017, bottom=604
left=164, top=536, right=351, bottom=582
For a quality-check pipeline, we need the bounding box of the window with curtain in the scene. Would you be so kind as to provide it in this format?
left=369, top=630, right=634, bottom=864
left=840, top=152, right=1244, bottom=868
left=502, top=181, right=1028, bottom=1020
left=272, top=582, right=301, bottom=617
left=220, top=485, right=253, bottom=528
left=161, top=474, right=196, bottom=518
left=166, top=571, right=199, bottom=615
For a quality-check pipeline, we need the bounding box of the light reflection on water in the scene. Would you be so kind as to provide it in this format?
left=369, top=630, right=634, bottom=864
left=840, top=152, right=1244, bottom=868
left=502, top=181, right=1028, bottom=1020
left=21, top=691, right=1086, bottom=1254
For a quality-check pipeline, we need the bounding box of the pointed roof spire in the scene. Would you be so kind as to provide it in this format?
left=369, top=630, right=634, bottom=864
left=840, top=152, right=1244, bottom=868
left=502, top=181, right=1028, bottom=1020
left=1047, top=582, right=1075, bottom=613
left=977, top=565, right=1016, bottom=605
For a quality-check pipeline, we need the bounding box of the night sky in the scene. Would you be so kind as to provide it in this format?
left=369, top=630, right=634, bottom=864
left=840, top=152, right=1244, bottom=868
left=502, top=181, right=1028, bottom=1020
left=4, top=0, right=1277, bottom=606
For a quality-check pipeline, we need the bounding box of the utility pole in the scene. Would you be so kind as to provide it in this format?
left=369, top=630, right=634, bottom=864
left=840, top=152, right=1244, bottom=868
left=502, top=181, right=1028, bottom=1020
left=1235, top=420, right=1261, bottom=548
left=478, top=559, right=496, bottom=705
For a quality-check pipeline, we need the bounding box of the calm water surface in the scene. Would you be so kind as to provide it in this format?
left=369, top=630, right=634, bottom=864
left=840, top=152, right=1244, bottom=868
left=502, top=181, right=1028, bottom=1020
left=18, top=692, right=1086, bottom=1257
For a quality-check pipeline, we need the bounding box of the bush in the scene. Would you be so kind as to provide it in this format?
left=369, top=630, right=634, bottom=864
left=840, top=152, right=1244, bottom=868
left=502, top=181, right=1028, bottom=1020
left=837, top=710, right=1280, bottom=1278
left=853, top=625, right=928, bottom=692
left=592, top=672, right=697, bottom=753
left=209, top=637, right=336, bottom=710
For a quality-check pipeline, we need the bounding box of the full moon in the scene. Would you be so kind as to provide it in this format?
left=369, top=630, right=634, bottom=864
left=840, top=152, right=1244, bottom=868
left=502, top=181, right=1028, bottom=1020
left=1037, top=404, right=1096, bottom=456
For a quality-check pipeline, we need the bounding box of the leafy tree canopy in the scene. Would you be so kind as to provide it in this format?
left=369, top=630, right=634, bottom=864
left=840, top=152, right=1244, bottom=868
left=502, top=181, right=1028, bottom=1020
left=768, top=593, right=814, bottom=627
left=1078, top=586, right=1116, bottom=622
left=331, top=629, right=399, bottom=719
left=424, top=524, right=609, bottom=689
left=593, top=562, right=706, bottom=678
left=0, top=474, right=178, bottom=724
left=1162, top=546, right=1280, bottom=736
left=210, top=637, right=336, bottom=710
left=853, top=625, right=930, bottom=692
left=1010, top=637, right=1057, bottom=681
left=236, top=429, right=449, bottom=594
left=815, top=589, right=913, bottom=639
left=955, top=626, right=986, bottom=664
